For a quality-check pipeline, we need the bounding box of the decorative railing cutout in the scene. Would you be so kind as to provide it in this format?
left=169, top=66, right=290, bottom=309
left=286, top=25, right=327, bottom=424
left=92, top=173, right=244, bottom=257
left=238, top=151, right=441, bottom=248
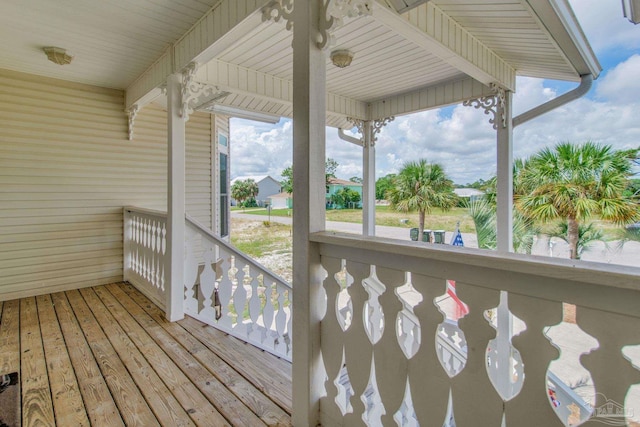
left=393, top=378, right=418, bottom=427
left=362, top=265, right=385, bottom=345
left=545, top=316, right=598, bottom=426
left=435, top=280, right=469, bottom=377
left=361, top=354, right=385, bottom=426
left=396, top=272, right=423, bottom=359
left=335, top=348, right=355, bottom=416
left=335, top=259, right=354, bottom=331
left=485, top=291, right=526, bottom=401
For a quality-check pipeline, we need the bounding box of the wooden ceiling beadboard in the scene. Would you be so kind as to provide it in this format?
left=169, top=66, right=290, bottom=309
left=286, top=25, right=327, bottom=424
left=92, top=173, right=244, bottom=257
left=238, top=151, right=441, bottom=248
left=2, top=0, right=597, bottom=122
left=432, top=0, right=579, bottom=81
left=0, top=0, right=221, bottom=89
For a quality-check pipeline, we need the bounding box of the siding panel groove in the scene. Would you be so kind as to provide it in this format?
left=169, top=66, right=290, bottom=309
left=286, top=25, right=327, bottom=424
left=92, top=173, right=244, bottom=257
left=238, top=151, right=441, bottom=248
left=0, top=69, right=216, bottom=300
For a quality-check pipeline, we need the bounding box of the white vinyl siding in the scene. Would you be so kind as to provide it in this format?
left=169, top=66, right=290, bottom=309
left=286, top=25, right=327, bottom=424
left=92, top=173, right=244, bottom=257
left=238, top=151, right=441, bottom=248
left=0, top=69, right=217, bottom=300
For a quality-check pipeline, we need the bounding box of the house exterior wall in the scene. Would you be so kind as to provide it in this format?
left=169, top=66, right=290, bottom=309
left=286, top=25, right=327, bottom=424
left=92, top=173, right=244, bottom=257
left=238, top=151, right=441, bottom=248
left=0, top=69, right=218, bottom=300
left=326, top=183, right=363, bottom=208
left=257, top=177, right=281, bottom=206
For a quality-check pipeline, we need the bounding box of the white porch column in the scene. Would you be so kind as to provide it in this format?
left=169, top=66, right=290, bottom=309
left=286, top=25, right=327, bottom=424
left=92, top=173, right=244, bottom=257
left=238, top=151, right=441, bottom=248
left=496, top=90, right=513, bottom=253
left=292, top=0, right=326, bottom=425
left=363, top=121, right=375, bottom=236
left=166, top=73, right=186, bottom=322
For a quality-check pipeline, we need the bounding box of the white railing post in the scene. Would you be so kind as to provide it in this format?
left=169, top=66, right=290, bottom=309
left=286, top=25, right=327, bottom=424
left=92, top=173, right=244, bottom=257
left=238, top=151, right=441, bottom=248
left=496, top=89, right=513, bottom=253
left=363, top=121, right=376, bottom=236
left=166, top=72, right=186, bottom=322
left=123, top=208, right=133, bottom=283
left=292, top=0, right=327, bottom=424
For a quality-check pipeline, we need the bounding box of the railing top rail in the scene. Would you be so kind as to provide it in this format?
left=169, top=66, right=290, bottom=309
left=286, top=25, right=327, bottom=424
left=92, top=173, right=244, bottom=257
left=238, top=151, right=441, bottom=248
left=124, top=206, right=168, bottom=218
left=311, top=231, right=640, bottom=317
left=186, top=214, right=291, bottom=289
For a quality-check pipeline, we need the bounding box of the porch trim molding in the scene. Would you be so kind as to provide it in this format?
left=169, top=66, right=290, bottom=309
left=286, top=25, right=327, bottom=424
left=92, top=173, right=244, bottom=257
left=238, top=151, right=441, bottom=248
left=201, top=59, right=368, bottom=121
left=367, top=77, right=494, bottom=122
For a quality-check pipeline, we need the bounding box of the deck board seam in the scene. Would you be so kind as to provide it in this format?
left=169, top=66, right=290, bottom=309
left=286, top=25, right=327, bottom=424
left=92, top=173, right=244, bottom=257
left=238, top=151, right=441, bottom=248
left=112, top=282, right=290, bottom=426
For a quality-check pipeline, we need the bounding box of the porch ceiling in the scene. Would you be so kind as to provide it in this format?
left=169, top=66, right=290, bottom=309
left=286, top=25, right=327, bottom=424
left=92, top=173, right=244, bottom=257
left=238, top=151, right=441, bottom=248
left=0, top=0, right=221, bottom=90
left=190, top=0, right=599, bottom=127
left=0, top=0, right=600, bottom=126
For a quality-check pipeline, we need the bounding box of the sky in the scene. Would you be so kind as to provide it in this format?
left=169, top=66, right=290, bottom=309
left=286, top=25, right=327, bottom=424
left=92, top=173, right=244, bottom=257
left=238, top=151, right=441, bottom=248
left=229, top=0, right=640, bottom=185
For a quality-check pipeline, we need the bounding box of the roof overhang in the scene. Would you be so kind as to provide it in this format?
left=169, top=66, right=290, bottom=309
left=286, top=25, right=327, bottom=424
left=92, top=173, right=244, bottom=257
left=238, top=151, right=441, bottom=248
left=623, top=0, right=640, bottom=23
left=128, top=0, right=600, bottom=127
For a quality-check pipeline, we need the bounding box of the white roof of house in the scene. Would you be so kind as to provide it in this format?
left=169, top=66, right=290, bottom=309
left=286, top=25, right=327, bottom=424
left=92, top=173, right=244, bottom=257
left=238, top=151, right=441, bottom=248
left=327, top=178, right=363, bottom=187
left=231, top=175, right=279, bottom=185
left=454, top=188, right=484, bottom=197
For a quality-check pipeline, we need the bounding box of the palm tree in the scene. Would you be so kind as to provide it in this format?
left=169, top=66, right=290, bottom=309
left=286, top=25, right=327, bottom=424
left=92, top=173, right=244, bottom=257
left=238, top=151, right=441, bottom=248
left=386, top=159, right=457, bottom=238
left=231, top=179, right=259, bottom=211
left=468, top=198, right=539, bottom=254
left=516, top=142, right=639, bottom=259
left=549, top=221, right=606, bottom=260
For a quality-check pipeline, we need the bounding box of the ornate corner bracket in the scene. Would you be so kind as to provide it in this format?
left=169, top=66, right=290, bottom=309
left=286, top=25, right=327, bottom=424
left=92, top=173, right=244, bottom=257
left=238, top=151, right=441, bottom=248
left=347, top=116, right=394, bottom=147
left=262, top=0, right=294, bottom=30
left=371, top=116, right=394, bottom=146
left=126, top=104, right=139, bottom=141
left=462, top=83, right=507, bottom=130
left=180, top=62, right=200, bottom=121
left=262, top=0, right=373, bottom=50
left=179, top=62, right=230, bottom=121
left=318, top=0, right=373, bottom=49
left=346, top=117, right=366, bottom=146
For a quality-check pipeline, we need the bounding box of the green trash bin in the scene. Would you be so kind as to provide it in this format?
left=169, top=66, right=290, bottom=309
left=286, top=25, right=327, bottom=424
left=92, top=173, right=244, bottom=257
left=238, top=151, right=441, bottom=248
left=422, top=229, right=432, bottom=243
left=410, top=228, right=419, bottom=241
left=433, top=230, right=445, bottom=244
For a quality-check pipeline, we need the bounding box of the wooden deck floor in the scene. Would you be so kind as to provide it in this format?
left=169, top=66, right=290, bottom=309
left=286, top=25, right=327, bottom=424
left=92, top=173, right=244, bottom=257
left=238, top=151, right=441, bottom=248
left=0, top=282, right=292, bottom=426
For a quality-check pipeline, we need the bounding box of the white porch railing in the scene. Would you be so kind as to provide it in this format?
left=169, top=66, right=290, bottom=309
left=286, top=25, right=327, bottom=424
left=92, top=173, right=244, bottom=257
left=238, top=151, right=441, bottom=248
left=123, top=207, right=168, bottom=309
left=184, top=215, right=292, bottom=361
left=123, top=207, right=292, bottom=361
left=310, top=231, right=640, bottom=427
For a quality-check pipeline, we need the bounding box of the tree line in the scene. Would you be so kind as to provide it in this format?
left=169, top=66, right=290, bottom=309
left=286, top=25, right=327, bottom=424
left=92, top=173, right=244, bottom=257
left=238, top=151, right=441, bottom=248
left=378, top=141, right=640, bottom=259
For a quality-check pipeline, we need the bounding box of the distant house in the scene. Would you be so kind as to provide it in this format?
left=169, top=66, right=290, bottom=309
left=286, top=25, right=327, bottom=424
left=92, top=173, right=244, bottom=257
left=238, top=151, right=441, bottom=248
left=231, top=175, right=282, bottom=206
left=454, top=188, right=484, bottom=202
left=268, top=192, right=293, bottom=209
left=326, top=177, right=363, bottom=209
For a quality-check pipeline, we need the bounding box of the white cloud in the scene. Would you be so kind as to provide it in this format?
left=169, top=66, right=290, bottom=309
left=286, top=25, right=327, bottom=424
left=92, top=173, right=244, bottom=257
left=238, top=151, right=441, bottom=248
left=569, top=0, right=640, bottom=54
left=596, top=54, right=640, bottom=103
left=230, top=118, right=292, bottom=180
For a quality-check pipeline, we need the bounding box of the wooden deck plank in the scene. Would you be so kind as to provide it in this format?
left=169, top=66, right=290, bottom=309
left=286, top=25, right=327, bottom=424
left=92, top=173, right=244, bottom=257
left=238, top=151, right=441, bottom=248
left=77, top=287, right=196, bottom=427
left=84, top=287, right=232, bottom=427
left=0, top=299, right=20, bottom=376
left=36, top=294, right=90, bottom=426
left=1, top=284, right=293, bottom=427
left=20, top=297, right=56, bottom=426
left=51, top=291, right=125, bottom=427
left=115, top=283, right=292, bottom=426
left=109, top=283, right=289, bottom=426
left=179, top=314, right=293, bottom=413
left=65, top=289, right=160, bottom=427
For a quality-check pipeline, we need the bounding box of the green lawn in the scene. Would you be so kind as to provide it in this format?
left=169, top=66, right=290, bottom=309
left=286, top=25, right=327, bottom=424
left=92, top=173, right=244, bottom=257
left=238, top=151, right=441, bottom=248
left=239, top=205, right=476, bottom=233
left=230, top=221, right=292, bottom=258
left=235, top=205, right=628, bottom=238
